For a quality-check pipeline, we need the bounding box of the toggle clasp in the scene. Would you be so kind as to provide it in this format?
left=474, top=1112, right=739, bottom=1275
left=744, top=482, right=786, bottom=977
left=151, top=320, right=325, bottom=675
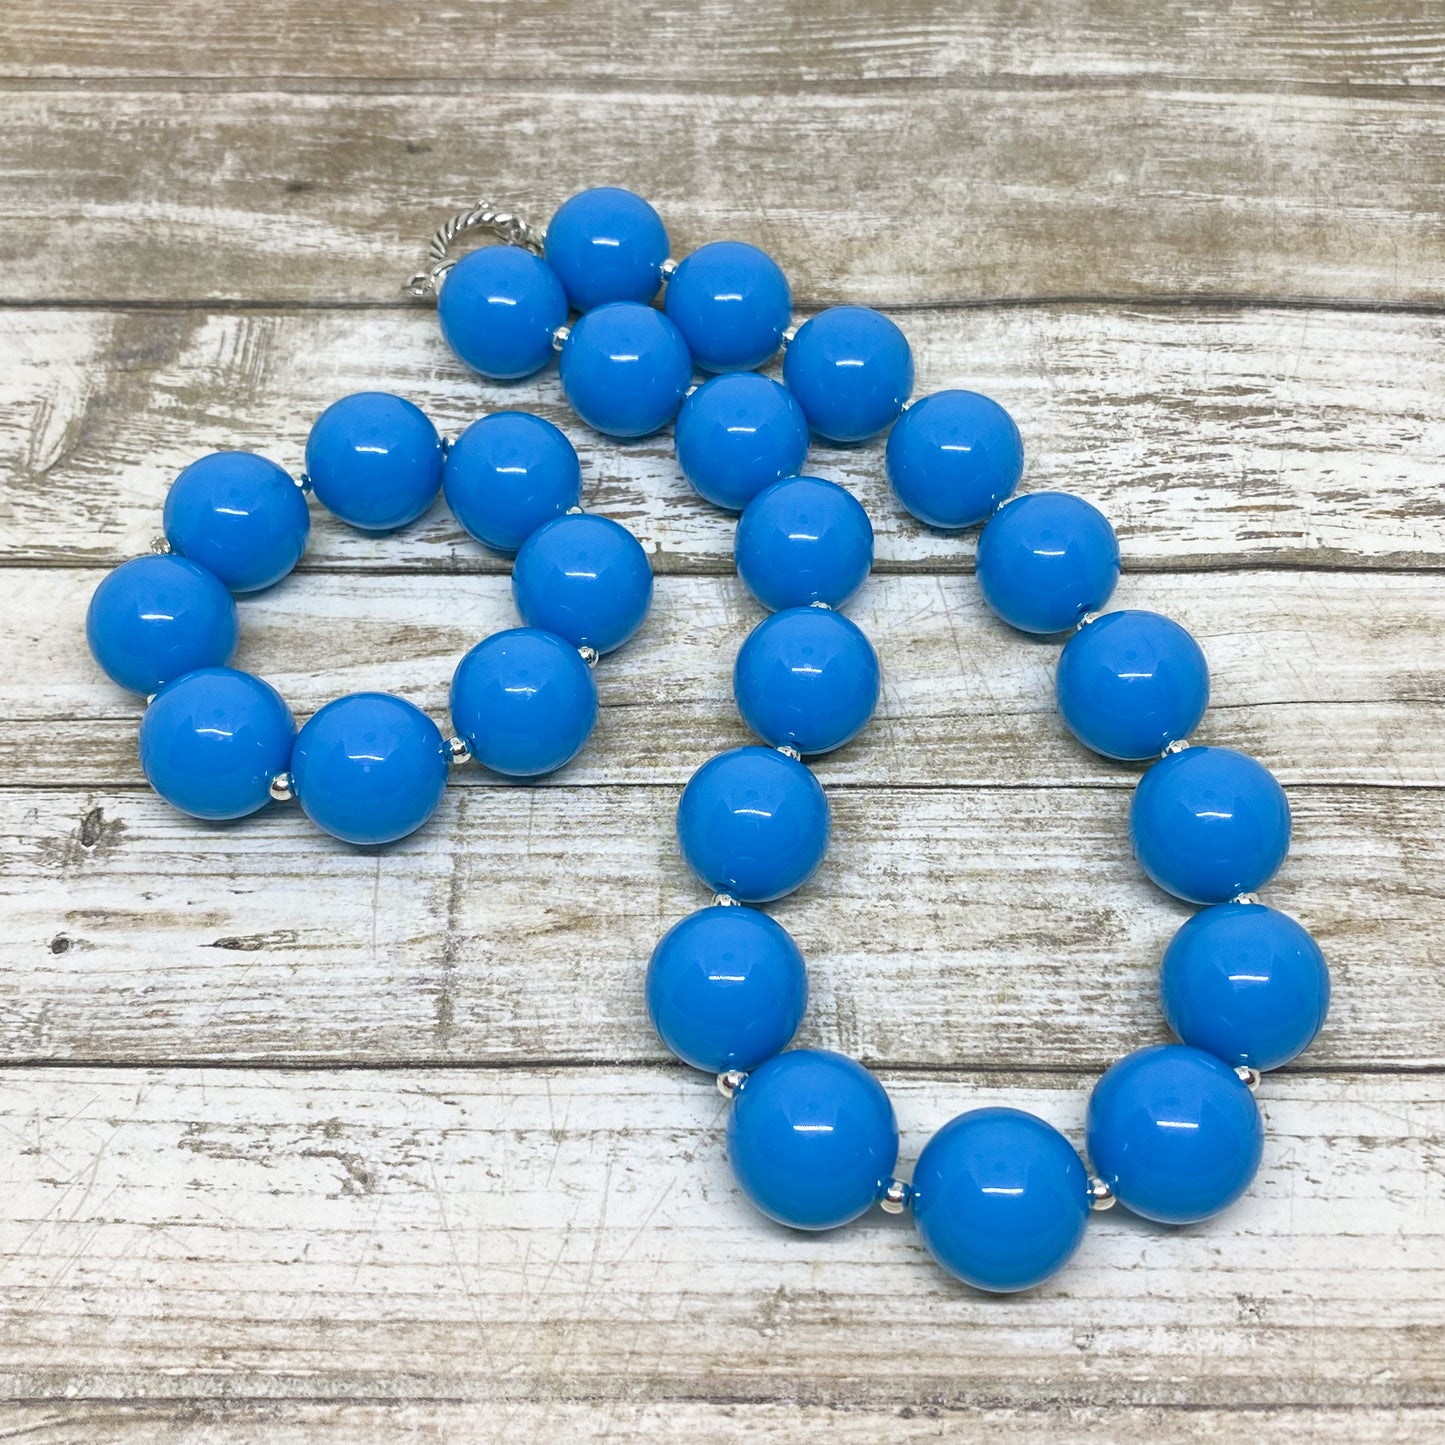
left=404, top=200, right=545, bottom=299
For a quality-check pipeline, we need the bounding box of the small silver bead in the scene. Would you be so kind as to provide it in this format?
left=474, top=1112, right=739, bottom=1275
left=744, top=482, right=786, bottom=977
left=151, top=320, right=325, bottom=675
left=717, top=1068, right=747, bottom=1100
left=1077, top=611, right=1102, bottom=629
left=1232, top=891, right=1261, bottom=906
left=781, top=323, right=798, bottom=347
left=879, top=1178, right=911, bottom=1215
left=1235, top=1065, right=1262, bottom=1091
left=552, top=324, right=571, bottom=352
left=775, top=743, right=802, bottom=762
left=144, top=693, right=157, bottom=707
left=711, top=892, right=741, bottom=907
left=685, top=382, right=699, bottom=398
left=440, top=436, right=455, bottom=456
left=149, top=535, right=172, bottom=555
left=269, top=772, right=295, bottom=803
left=578, top=645, right=600, bottom=669
left=566, top=504, right=585, bottom=515
left=660, top=257, right=679, bottom=281
left=1161, top=738, right=1192, bottom=757
left=900, top=398, right=913, bottom=412
left=446, top=735, right=472, bottom=765
left=296, top=472, right=313, bottom=493
left=1088, top=1176, right=1116, bottom=1211
left=807, top=599, right=832, bottom=610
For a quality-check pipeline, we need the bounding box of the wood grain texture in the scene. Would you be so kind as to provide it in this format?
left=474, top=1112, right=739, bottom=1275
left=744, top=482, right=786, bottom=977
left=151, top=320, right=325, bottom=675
left=5, top=305, right=1443, bottom=572
left=0, top=89, right=1441, bottom=306
left=5, top=0, right=1445, bottom=85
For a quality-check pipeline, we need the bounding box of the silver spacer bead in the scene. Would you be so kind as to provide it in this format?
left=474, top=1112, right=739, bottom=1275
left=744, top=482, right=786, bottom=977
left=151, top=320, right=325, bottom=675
left=552, top=324, right=571, bottom=352
left=716, top=1068, right=747, bottom=1100
left=446, top=735, right=472, bottom=765
left=1232, top=891, right=1261, bottom=906
left=781, top=323, right=798, bottom=348
left=1161, top=738, right=1193, bottom=757
left=578, top=645, right=600, bottom=669
left=1088, top=1176, right=1116, bottom=1211
left=808, top=599, right=833, bottom=610
left=149, top=535, right=172, bottom=555
left=879, top=1178, right=911, bottom=1215
left=712, top=892, right=741, bottom=907
left=144, top=693, right=157, bottom=707
left=1077, top=611, right=1102, bottom=629
left=685, top=382, right=699, bottom=398
left=566, top=504, right=585, bottom=515
left=660, top=257, right=679, bottom=281
left=1235, top=1065, right=1262, bottom=1091
left=440, top=436, right=455, bottom=457
left=775, top=743, right=802, bottom=762
left=295, top=471, right=314, bottom=493
left=269, top=772, right=295, bottom=803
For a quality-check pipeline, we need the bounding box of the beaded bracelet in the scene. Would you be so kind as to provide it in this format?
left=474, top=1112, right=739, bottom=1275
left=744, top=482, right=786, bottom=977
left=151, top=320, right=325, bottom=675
left=85, top=186, right=1331, bottom=1294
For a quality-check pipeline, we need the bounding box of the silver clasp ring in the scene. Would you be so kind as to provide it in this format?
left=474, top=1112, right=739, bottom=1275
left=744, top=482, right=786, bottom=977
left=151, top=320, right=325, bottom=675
left=404, top=200, right=545, bottom=299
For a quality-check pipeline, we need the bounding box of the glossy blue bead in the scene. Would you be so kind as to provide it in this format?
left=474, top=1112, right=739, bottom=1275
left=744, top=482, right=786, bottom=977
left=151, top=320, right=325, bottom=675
left=733, top=607, right=880, bottom=755
left=559, top=303, right=692, bottom=439
left=139, top=667, right=294, bottom=821
left=646, top=905, right=808, bottom=1073
left=782, top=306, right=913, bottom=444
left=305, top=392, right=444, bottom=533
left=726, top=1049, right=898, bottom=1231
left=677, top=746, right=830, bottom=903
left=1086, top=1044, right=1263, bottom=1225
left=443, top=411, right=582, bottom=555
left=735, top=476, right=874, bottom=611
left=673, top=374, right=809, bottom=512
left=512, top=513, right=653, bottom=654
left=545, top=186, right=668, bottom=311
left=450, top=628, right=598, bottom=778
left=291, top=693, right=450, bottom=846
left=975, top=492, right=1120, bottom=635
left=885, top=389, right=1023, bottom=529
left=163, top=451, right=310, bottom=593
left=912, top=1108, right=1090, bottom=1294
left=436, top=245, right=568, bottom=380
left=1056, top=611, right=1210, bottom=761
left=86, top=554, right=238, bottom=695
left=664, top=240, right=792, bottom=372
left=1131, top=746, right=1292, bottom=905
left=1160, top=903, right=1330, bottom=1071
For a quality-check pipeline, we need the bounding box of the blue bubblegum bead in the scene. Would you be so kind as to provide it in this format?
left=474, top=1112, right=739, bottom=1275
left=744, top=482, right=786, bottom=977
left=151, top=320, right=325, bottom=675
left=545, top=186, right=668, bottom=311
left=733, top=607, right=880, bottom=755
left=885, top=389, right=1023, bottom=529
left=512, top=513, right=653, bottom=654
left=726, top=1049, right=898, bottom=1231
left=436, top=245, right=568, bottom=380
left=782, top=306, right=913, bottom=444
left=673, top=374, right=809, bottom=512
left=1130, top=745, right=1291, bottom=905
left=646, top=905, right=807, bottom=1073
left=443, top=411, right=581, bottom=555
left=559, top=303, right=692, bottom=438
left=735, top=476, right=874, bottom=611
left=912, top=1108, right=1091, bottom=1294
left=450, top=628, right=598, bottom=778
left=305, top=392, right=443, bottom=533
left=1056, top=611, right=1210, bottom=761
left=139, top=667, right=294, bottom=821
left=86, top=555, right=238, bottom=696
left=664, top=240, right=792, bottom=372
left=677, top=746, right=830, bottom=903
left=1086, top=1044, right=1263, bottom=1225
left=975, top=492, right=1120, bottom=635
left=163, top=451, right=310, bottom=593
left=291, top=693, right=450, bottom=846
left=1160, top=902, right=1330, bottom=1071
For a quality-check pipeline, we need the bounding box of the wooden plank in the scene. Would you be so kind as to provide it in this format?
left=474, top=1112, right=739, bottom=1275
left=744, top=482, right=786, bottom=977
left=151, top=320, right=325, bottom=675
left=0, top=1068, right=1439, bottom=1409
left=5, top=0, right=1444, bottom=86
left=4, top=305, right=1442, bottom=572
left=0, top=91, right=1441, bottom=306
left=1, top=782, right=1435, bottom=1069
left=6, top=569, right=1443, bottom=792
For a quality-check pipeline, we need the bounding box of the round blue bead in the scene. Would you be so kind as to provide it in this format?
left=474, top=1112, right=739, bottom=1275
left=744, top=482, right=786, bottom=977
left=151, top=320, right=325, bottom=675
left=291, top=693, right=450, bottom=846
left=912, top=1108, right=1090, bottom=1293
left=545, top=186, right=668, bottom=311
left=673, top=374, right=809, bottom=512
left=86, top=555, right=238, bottom=696
left=726, top=1049, right=898, bottom=1231
left=1160, top=902, right=1330, bottom=1071
left=1086, top=1044, right=1263, bottom=1225
left=139, top=667, right=294, bottom=821
left=733, top=607, right=880, bottom=755
left=436, top=245, right=568, bottom=380
left=646, top=905, right=808, bottom=1073
left=450, top=628, right=598, bottom=778
left=163, top=451, right=310, bottom=593
left=512, top=513, right=653, bottom=654
left=1131, top=746, right=1292, bottom=905
left=677, top=746, right=830, bottom=903
left=735, top=476, right=874, bottom=611
left=975, top=492, right=1120, bottom=635
left=885, top=389, right=1023, bottom=529
left=1056, top=610, right=1210, bottom=761
left=443, top=411, right=581, bottom=555
left=782, top=306, right=913, bottom=444
left=664, top=240, right=792, bottom=372
left=305, top=392, right=444, bottom=533
left=559, top=303, right=692, bottom=438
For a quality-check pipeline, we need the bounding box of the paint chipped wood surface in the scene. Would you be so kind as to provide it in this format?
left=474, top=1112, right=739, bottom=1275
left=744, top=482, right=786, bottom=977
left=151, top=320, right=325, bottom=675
left=0, top=0, right=1442, bottom=1438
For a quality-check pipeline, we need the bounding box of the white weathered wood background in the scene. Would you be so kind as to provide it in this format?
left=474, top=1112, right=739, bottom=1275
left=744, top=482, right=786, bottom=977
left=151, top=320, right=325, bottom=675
left=1, top=2, right=1443, bottom=1439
